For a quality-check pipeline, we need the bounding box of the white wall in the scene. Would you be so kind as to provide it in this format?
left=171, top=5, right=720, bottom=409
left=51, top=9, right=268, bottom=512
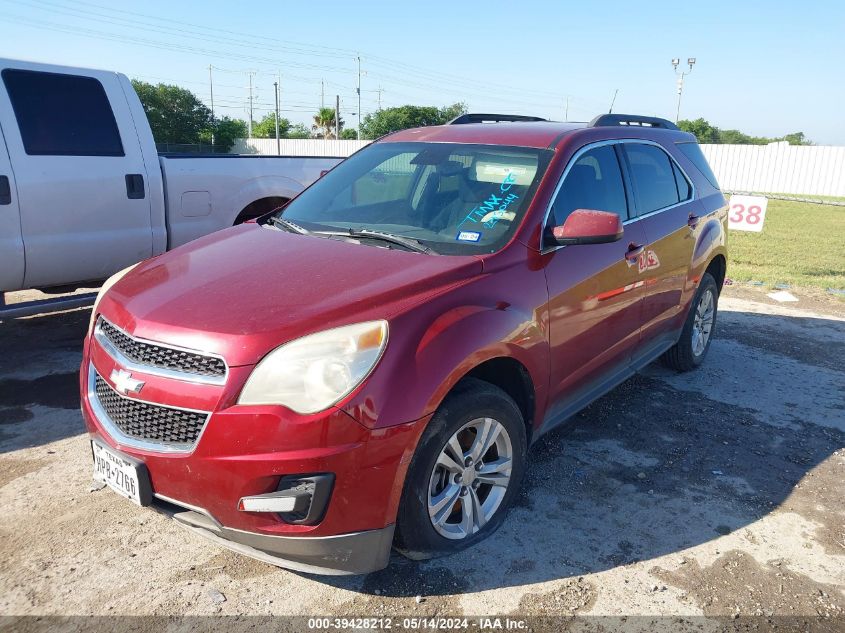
left=232, top=138, right=371, bottom=157
left=700, top=143, right=845, bottom=197
left=232, top=138, right=845, bottom=197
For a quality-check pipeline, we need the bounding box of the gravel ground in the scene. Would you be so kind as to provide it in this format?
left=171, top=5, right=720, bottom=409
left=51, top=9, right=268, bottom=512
left=0, top=285, right=842, bottom=628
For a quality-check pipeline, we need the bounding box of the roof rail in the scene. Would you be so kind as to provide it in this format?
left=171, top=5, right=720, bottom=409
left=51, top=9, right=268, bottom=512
left=589, top=114, right=679, bottom=131
left=448, top=113, right=548, bottom=125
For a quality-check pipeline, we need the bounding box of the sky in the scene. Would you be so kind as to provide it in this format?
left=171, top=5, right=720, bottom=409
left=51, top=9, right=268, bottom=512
left=1, top=0, right=843, bottom=144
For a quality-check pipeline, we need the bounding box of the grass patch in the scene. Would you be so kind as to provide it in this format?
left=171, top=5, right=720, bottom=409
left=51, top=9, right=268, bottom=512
left=728, top=199, right=845, bottom=290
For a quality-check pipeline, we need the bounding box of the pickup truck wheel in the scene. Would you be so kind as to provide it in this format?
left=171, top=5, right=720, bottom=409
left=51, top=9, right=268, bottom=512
left=662, top=272, right=719, bottom=372
left=394, top=378, right=526, bottom=560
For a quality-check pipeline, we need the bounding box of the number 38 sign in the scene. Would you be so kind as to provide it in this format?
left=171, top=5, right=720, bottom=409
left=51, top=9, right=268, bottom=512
left=728, top=194, right=768, bottom=232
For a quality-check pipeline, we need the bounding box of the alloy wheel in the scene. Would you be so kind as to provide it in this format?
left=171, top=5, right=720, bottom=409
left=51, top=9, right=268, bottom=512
left=427, top=417, right=513, bottom=540
left=692, top=288, right=715, bottom=357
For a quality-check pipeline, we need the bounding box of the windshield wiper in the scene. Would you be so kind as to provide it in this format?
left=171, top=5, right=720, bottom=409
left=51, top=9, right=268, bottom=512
left=269, top=216, right=310, bottom=235
left=316, top=228, right=433, bottom=254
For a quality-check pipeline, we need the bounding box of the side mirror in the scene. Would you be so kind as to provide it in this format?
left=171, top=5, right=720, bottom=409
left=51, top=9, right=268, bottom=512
left=549, top=209, right=624, bottom=246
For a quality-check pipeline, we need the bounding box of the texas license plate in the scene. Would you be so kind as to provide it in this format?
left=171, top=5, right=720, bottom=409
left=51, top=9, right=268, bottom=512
left=92, top=441, right=148, bottom=506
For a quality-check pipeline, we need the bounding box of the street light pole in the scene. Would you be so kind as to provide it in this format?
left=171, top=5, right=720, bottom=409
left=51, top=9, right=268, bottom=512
left=335, top=94, right=340, bottom=140
left=274, top=80, right=280, bottom=156
left=208, top=65, right=215, bottom=150
left=247, top=71, right=254, bottom=137
left=672, top=57, right=696, bottom=123
left=356, top=55, right=362, bottom=140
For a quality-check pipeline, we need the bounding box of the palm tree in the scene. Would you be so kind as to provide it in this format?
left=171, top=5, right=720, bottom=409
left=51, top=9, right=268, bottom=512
left=312, top=107, right=343, bottom=139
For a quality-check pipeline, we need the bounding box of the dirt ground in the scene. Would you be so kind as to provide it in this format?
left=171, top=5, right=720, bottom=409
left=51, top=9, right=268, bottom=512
left=0, top=285, right=842, bottom=628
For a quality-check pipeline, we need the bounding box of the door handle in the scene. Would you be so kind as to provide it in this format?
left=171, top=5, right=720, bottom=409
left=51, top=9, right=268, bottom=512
left=125, top=174, right=145, bottom=200
left=625, top=243, right=645, bottom=265
left=0, top=175, right=10, bottom=205
left=687, top=214, right=700, bottom=229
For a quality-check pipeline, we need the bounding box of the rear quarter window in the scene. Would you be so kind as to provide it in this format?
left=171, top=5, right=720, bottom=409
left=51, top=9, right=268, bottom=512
left=2, top=69, right=124, bottom=156
left=677, top=141, right=720, bottom=190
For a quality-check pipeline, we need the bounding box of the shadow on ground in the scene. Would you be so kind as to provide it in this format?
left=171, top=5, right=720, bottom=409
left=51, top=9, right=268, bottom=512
left=326, top=309, right=845, bottom=596
left=0, top=308, right=89, bottom=452
left=1, top=304, right=843, bottom=597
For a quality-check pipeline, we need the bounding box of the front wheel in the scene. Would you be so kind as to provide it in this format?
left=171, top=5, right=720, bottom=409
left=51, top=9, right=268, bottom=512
left=394, top=378, right=527, bottom=559
left=662, top=272, right=719, bottom=372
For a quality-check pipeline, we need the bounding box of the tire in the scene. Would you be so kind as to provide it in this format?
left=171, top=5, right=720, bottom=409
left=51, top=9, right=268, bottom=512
left=662, top=272, right=719, bottom=372
left=394, top=378, right=527, bottom=560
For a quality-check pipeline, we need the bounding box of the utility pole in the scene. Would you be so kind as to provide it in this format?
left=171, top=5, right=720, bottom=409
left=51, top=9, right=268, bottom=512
left=247, top=71, right=255, bottom=137
left=335, top=94, right=340, bottom=140
left=608, top=89, right=619, bottom=114
left=376, top=86, right=384, bottom=111
left=672, top=57, right=696, bottom=123
left=321, top=79, right=325, bottom=109
left=208, top=65, right=215, bottom=149
left=274, top=80, right=280, bottom=156
left=564, top=96, right=569, bottom=121
left=356, top=55, right=362, bottom=140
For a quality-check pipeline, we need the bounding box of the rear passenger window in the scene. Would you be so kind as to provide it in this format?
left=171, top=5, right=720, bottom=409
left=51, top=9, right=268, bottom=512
left=2, top=69, right=124, bottom=156
left=550, top=145, right=628, bottom=226
left=624, top=144, right=680, bottom=214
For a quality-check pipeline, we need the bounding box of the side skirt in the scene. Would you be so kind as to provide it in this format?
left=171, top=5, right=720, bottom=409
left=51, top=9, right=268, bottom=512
left=532, top=331, right=680, bottom=443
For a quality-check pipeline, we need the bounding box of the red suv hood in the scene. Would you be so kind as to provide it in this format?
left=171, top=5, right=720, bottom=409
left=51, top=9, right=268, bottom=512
left=98, top=224, right=482, bottom=367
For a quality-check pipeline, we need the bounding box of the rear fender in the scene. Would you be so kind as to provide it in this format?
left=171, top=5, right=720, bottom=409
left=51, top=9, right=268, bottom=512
left=226, top=176, right=305, bottom=222
left=690, top=197, right=728, bottom=281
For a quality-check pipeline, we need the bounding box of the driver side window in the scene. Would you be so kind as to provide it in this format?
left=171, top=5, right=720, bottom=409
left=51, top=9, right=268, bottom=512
left=549, top=145, right=628, bottom=227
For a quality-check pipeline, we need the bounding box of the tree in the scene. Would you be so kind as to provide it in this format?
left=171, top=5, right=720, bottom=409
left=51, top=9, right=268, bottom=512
left=251, top=113, right=292, bottom=139
left=677, top=118, right=720, bottom=144
left=678, top=117, right=813, bottom=145
left=131, top=79, right=213, bottom=145
left=341, top=128, right=358, bottom=140
left=779, top=132, right=811, bottom=146
left=359, top=103, right=467, bottom=139
left=287, top=123, right=311, bottom=139
left=312, top=107, right=343, bottom=139
left=438, top=102, right=467, bottom=123
left=206, top=117, right=248, bottom=153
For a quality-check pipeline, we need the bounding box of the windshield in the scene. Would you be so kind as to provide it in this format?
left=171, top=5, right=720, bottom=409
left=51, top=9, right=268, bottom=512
left=276, top=142, right=553, bottom=255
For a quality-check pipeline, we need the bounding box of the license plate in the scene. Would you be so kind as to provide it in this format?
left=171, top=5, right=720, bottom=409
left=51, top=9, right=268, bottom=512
left=92, top=441, right=149, bottom=506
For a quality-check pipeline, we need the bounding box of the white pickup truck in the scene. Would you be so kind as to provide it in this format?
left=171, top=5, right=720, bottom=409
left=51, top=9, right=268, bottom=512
left=0, top=58, right=342, bottom=297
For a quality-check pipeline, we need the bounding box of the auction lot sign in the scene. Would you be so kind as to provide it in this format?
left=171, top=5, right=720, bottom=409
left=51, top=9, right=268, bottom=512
left=728, top=194, right=768, bottom=232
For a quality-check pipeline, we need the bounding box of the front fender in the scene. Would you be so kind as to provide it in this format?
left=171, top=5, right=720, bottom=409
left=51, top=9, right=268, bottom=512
left=340, top=300, right=549, bottom=431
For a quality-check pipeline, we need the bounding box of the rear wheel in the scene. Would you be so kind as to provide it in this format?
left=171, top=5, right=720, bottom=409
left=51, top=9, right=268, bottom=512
left=662, top=272, right=719, bottom=372
left=395, top=378, right=527, bottom=559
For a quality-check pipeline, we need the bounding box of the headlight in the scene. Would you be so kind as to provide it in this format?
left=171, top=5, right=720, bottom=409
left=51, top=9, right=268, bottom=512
left=238, top=320, right=388, bottom=414
left=88, top=263, right=139, bottom=332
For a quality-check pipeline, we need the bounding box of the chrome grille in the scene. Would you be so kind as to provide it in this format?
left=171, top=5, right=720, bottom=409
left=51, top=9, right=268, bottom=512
left=94, top=373, right=208, bottom=446
left=97, top=317, right=226, bottom=379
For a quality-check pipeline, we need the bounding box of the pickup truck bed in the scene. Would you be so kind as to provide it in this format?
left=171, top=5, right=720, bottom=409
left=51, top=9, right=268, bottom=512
left=0, top=57, right=342, bottom=294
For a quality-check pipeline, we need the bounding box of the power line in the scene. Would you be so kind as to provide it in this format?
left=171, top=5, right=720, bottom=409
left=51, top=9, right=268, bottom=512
left=0, top=0, right=614, bottom=121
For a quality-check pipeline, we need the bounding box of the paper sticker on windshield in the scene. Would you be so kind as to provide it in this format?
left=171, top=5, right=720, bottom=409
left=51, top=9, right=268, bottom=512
left=456, top=230, right=481, bottom=242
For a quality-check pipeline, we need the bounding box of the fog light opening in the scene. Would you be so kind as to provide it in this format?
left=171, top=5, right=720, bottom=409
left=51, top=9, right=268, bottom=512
left=238, top=473, right=334, bottom=526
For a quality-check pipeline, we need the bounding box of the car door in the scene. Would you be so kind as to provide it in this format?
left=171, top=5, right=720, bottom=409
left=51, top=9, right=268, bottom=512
left=0, top=121, right=24, bottom=291
left=0, top=63, right=153, bottom=289
left=619, top=141, right=699, bottom=358
left=543, top=142, right=648, bottom=422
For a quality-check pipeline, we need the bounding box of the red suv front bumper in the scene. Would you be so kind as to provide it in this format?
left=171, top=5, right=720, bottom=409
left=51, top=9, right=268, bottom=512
left=80, top=353, right=429, bottom=575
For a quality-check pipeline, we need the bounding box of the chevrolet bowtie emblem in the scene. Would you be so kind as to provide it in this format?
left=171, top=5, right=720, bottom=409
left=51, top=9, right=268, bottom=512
left=110, top=368, right=145, bottom=395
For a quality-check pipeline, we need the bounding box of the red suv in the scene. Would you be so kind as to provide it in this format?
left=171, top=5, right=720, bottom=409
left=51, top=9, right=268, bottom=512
left=81, top=113, right=727, bottom=575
